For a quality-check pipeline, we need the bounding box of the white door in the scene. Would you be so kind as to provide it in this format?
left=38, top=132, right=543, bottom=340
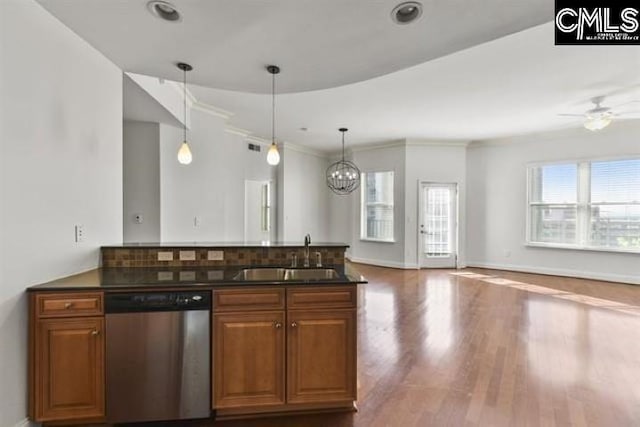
left=419, top=182, right=458, bottom=268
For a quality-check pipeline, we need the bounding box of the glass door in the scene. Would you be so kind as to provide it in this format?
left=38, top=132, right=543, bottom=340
left=419, top=182, right=458, bottom=268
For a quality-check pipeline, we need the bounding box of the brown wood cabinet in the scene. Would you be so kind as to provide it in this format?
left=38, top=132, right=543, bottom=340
left=214, top=311, right=286, bottom=408
left=287, top=309, right=356, bottom=404
left=213, top=285, right=357, bottom=416
left=30, top=292, right=105, bottom=423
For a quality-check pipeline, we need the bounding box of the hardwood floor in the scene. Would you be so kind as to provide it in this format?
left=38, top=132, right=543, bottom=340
left=123, top=265, right=640, bottom=427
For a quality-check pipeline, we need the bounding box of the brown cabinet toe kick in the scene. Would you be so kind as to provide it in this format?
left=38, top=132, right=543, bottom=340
left=215, top=401, right=357, bottom=420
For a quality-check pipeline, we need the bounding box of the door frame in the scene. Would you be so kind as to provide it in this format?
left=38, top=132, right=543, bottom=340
left=417, top=181, right=459, bottom=269
left=244, top=179, right=276, bottom=242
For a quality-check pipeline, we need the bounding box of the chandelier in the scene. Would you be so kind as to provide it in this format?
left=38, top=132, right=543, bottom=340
left=326, top=128, right=360, bottom=195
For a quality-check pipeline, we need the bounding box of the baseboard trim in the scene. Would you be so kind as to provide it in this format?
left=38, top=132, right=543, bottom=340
left=13, top=418, right=32, bottom=427
left=347, top=256, right=417, bottom=270
left=466, top=261, right=640, bottom=285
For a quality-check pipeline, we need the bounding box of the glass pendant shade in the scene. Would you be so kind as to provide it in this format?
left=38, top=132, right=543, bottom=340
left=326, top=128, right=360, bottom=195
left=267, top=142, right=280, bottom=165
left=177, top=141, right=193, bottom=164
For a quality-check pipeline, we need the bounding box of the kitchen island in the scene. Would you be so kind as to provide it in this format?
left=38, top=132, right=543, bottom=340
left=27, top=242, right=365, bottom=425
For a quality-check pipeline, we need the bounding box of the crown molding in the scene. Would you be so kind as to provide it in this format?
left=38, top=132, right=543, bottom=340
left=224, top=126, right=270, bottom=145
left=349, top=139, right=407, bottom=153
left=191, top=101, right=234, bottom=120
left=405, top=139, right=471, bottom=148
left=167, top=81, right=234, bottom=120
left=282, top=141, right=329, bottom=158
left=224, top=126, right=251, bottom=137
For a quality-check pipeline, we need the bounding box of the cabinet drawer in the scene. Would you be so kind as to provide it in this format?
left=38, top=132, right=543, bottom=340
left=214, top=288, right=285, bottom=312
left=287, top=286, right=356, bottom=310
left=36, top=292, right=103, bottom=318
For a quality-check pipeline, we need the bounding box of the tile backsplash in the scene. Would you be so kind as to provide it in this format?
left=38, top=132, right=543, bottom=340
left=101, top=246, right=346, bottom=268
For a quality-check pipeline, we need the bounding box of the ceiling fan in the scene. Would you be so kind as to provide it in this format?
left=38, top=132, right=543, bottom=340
left=559, top=96, right=640, bottom=131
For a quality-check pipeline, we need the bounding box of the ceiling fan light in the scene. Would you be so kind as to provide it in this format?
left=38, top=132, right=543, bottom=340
left=584, top=114, right=612, bottom=131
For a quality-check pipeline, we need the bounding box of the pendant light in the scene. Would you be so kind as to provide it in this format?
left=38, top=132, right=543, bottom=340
left=266, top=65, right=281, bottom=166
left=177, top=62, right=193, bottom=165
left=326, top=128, right=360, bottom=195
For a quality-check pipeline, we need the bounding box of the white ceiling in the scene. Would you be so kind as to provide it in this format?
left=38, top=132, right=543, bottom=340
left=36, top=0, right=551, bottom=93
left=187, top=23, right=640, bottom=151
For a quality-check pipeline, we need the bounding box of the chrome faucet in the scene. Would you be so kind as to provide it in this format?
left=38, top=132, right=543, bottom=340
left=304, top=234, right=311, bottom=267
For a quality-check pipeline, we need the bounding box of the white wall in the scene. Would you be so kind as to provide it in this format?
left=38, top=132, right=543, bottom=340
left=404, top=142, right=467, bottom=268
left=159, top=112, right=276, bottom=242
left=123, top=121, right=160, bottom=242
left=467, top=121, right=640, bottom=284
left=279, top=145, right=331, bottom=243
left=0, top=1, right=123, bottom=425
left=349, top=144, right=406, bottom=267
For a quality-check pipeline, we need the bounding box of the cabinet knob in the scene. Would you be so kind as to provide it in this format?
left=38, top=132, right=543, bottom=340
left=64, top=302, right=73, bottom=309
left=274, top=322, right=282, bottom=329
left=91, top=330, right=100, bottom=336
left=291, top=321, right=297, bottom=328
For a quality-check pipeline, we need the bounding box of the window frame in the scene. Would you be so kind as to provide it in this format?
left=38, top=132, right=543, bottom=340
left=525, top=155, right=640, bottom=254
left=360, top=170, right=395, bottom=243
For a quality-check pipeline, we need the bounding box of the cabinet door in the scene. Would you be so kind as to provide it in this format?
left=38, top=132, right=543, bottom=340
left=214, top=312, right=285, bottom=409
left=35, top=317, right=105, bottom=421
left=287, top=309, right=356, bottom=404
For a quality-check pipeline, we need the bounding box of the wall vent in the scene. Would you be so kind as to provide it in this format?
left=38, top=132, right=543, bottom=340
left=248, top=143, right=261, bottom=152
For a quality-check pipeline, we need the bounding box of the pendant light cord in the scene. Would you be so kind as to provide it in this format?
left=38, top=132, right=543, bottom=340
left=341, top=131, right=345, bottom=161
left=271, top=71, right=276, bottom=144
left=183, top=67, right=187, bottom=143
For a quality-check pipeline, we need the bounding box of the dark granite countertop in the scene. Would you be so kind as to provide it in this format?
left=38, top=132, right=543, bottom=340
left=28, top=264, right=366, bottom=291
left=102, top=241, right=349, bottom=249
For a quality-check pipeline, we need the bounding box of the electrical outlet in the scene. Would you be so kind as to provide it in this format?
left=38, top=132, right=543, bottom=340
left=74, top=225, right=84, bottom=243
left=180, top=250, right=196, bottom=261
left=208, top=250, right=224, bottom=261
left=208, top=270, right=224, bottom=280
left=157, top=271, right=173, bottom=281
left=179, top=271, right=196, bottom=281
left=134, top=214, right=143, bottom=224
left=194, top=216, right=201, bottom=227
left=157, top=251, right=174, bottom=261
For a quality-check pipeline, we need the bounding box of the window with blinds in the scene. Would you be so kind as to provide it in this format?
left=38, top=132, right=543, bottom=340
left=527, top=158, right=640, bottom=251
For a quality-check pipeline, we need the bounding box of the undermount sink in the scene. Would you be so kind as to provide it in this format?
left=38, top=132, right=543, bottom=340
left=232, top=268, right=286, bottom=281
left=284, top=268, right=339, bottom=281
left=232, top=268, right=339, bottom=281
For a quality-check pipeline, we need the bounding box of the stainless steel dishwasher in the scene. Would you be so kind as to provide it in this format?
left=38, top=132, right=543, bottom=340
left=105, top=290, right=211, bottom=423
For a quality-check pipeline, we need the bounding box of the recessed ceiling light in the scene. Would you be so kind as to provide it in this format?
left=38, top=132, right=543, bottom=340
left=391, top=2, right=423, bottom=25
left=147, top=1, right=181, bottom=22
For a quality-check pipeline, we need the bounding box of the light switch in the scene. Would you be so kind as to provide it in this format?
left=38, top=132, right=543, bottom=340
left=74, top=224, right=84, bottom=243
